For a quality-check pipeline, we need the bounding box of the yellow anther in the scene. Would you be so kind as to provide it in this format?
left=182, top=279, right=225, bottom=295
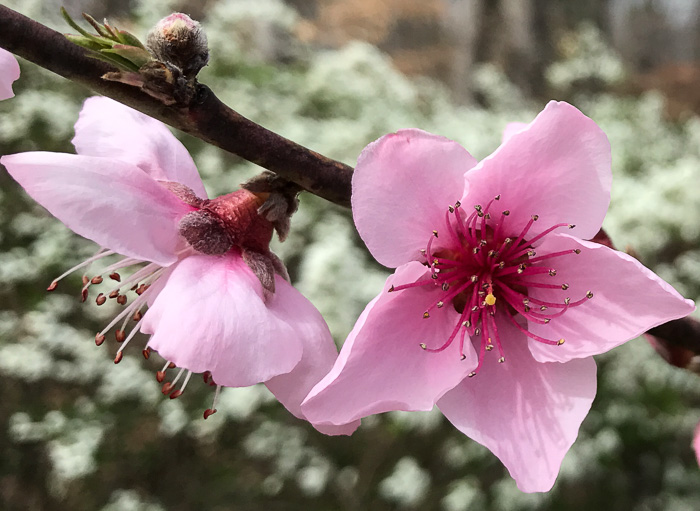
left=485, top=293, right=497, bottom=306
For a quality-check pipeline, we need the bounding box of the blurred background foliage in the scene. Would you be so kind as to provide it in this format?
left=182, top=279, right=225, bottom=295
left=0, top=0, right=699, bottom=509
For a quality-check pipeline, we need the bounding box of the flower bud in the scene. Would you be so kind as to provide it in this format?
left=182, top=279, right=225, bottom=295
left=146, top=13, right=209, bottom=78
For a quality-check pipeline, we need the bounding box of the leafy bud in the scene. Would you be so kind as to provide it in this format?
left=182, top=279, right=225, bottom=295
left=146, top=13, right=209, bottom=78
left=61, top=8, right=152, bottom=71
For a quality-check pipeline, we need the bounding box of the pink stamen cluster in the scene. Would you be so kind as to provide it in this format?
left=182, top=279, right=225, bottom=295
left=389, top=195, right=593, bottom=377
left=46, top=248, right=222, bottom=418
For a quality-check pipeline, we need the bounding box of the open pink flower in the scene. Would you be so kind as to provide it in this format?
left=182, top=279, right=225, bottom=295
left=302, top=101, right=695, bottom=490
left=0, top=48, right=20, bottom=100
left=1, top=96, right=358, bottom=435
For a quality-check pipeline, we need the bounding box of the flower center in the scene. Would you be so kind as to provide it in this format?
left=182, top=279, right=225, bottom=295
left=389, top=195, right=593, bottom=376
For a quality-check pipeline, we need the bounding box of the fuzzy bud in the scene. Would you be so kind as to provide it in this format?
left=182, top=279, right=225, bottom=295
left=146, top=13, right=209, bottom=78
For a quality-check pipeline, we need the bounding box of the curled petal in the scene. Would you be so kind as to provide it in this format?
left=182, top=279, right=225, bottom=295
left=353, top=129, right=477, bottom=268
left=694, top=422, right=700, bottom=467
left=264, top=279, right=360, bottom=436
left=526, top=234, right=695, bottom=363
left=438, top=318, right=597, bottom=493
left=142, top=254, right=304, bottom=387
left=72, top=97, right=207, bottom=198
left=1, top=152, right=191, bottom=265
left=302, top=261, right=477, bottom=426
left=0, top=48, right=20, bottom=100
left=464, top=101, right=612, bottom=241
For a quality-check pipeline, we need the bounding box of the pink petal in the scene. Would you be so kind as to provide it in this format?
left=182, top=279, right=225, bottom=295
left=142, top=254, right=304, bottom=387
left=301, top=261, right=477, bottom=426
left=464, top=101, right=611, bottom=241
left=501, top=122, right=528, bottom=144
left=1, top=152, right=192, bottom=265
left=526, top=234, right=695, bottom=363
left=0, top=48, right=20, bottom=100
left=72, top=97, right=207, bottom=198
left=352, top=129, right=477, bottom=268
left=694, top=422, right=700, bottom=467
left=264, top=279, right=360, bottom=436
left=437, top=318, right=597, bottom=493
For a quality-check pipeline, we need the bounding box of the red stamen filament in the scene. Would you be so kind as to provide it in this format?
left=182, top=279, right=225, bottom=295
left=505, top=313, right=564, bottom=346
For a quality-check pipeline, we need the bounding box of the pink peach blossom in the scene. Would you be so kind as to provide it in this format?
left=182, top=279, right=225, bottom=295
left=1, top=96, right=357, bottom=435
left=302, top=101, right=695, bottom=491
left=0, top=48, right=20, bottom=100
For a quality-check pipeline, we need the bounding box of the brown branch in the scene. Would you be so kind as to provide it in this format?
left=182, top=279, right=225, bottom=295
left=0, top=6, right=698, bottom=367
left=0, top=5, right=353, bottom=207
